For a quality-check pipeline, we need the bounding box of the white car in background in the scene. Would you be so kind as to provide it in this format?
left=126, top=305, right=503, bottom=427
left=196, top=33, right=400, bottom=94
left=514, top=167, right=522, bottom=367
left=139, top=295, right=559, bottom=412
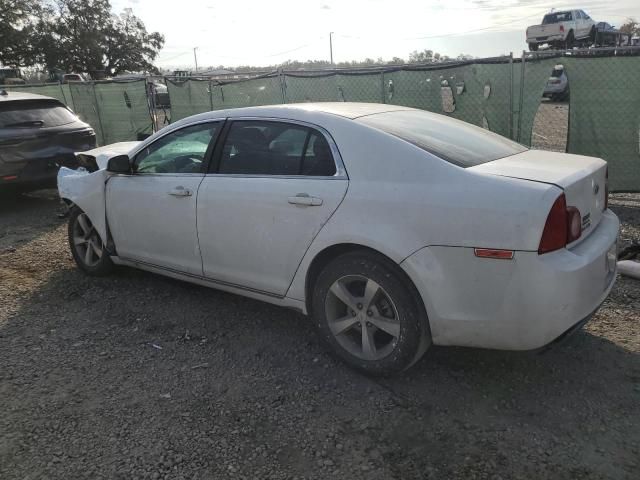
left=58, top=103, right=618, bottom=375
left=527, top=9, right=596, bottom=50
left=543, top=64, right=569, bottom=101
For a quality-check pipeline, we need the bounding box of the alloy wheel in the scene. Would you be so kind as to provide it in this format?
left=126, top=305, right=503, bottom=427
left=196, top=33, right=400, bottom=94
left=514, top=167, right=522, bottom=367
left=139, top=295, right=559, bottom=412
left=324, top=274, right=401, bottom=361
left=72, top=213, right=104, bottom=267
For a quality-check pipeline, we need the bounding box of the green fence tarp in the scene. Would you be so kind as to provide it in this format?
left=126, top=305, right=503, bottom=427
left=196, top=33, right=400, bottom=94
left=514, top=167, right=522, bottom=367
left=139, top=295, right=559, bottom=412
left=216, top=76, right=283, bottom=109
left=513, top=57, right=557, bottom=146
left=94, top=81, right=152, bottom=145
left=68, top=80, right=151, bottom=146
left=564, top=56, right=640, bottom=192
left=166, top=79, right=211, bottom=121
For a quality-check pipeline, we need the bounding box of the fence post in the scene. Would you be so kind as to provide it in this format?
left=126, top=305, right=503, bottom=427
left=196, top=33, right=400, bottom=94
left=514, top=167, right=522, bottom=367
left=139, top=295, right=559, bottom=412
left=59, top=83, right=68, bottom=107
left=508, top=52, right=514, bottom=140
left=380, top=70, right=386, bottom=104
left=209, top=79, right=214, bottom=111
left=145, top=80, right=157, bottom=134
left=278, top=68, right=286, bottom=104
left=516, top=50, right=526, bottom=143
left=91, top=82, right=106, bottom=146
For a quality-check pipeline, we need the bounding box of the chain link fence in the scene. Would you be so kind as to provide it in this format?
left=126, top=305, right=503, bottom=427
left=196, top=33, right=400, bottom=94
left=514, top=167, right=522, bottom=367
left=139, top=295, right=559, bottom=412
left=2, top=48, right=639, bottom=191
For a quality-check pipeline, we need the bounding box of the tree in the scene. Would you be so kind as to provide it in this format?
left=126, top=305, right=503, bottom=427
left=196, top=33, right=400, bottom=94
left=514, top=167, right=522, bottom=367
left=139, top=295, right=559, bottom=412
left=40, top=0, right=164, bottom=76
left=0, top=0, right=44, bottom=66
left=620, top=18, right=639, bottom=36
left=409, top=49, right=434, bottom=63
left=103, top=9, right=165, bottom=75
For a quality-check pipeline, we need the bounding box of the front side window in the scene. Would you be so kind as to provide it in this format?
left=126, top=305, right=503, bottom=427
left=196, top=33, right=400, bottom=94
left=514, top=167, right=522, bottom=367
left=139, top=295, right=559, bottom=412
left=218, top=121, right=336, bottom=176
left=134, top=122, right=219, bottom=174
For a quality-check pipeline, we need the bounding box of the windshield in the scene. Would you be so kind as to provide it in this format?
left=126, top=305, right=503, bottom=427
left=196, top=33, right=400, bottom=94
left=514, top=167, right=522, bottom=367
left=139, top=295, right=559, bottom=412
left=357, top=110, right=527, bottom=168
left=542, top=12, right=572, bottom=24
left=0, top=100, right=78, bottom=128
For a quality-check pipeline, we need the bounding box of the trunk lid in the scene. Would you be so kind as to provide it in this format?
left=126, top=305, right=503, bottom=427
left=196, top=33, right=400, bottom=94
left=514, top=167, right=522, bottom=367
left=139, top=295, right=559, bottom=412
left=470, top=150, right=607, bottom=244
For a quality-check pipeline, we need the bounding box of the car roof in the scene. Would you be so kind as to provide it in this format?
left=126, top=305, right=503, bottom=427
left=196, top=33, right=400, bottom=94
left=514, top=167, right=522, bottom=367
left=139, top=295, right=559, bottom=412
left=0, top=91, right=59, bottom=103
left=169, top=103, right=415, bottom=131
left=225, top=102, right=414, bottom=120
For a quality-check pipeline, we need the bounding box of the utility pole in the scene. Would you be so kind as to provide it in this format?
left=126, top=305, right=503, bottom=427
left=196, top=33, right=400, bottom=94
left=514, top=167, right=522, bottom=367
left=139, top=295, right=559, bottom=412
left=193, top=47, right=199, bottom=73
left=329, top=32, right=334, bottom=65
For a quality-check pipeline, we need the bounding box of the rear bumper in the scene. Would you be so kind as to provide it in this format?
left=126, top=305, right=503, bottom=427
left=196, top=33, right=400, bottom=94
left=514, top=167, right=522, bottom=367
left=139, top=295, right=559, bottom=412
left=543, top=84, right=568, bottom=96
left=401, top=210, right=619, bottom=351
left=0, top=155, right=70, bottom=187
left=528, top=34, right=565, bottom=43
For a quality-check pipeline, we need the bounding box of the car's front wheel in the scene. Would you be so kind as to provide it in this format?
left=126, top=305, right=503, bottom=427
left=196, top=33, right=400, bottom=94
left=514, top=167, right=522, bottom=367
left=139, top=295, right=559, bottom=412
left=311, top=251, right=430, bottom=376
left=68, top=206, right=113, bottom=276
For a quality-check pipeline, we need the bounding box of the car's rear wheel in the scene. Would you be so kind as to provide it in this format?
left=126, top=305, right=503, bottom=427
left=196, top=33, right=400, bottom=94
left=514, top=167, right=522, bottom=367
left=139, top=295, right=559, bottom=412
left=528, top=42, right=539, bottom=52
left=68, top=206, right=113, bottom=276
left=565, top=31, right=575, bottom=49
left=311, top=251, right=430, bottom=376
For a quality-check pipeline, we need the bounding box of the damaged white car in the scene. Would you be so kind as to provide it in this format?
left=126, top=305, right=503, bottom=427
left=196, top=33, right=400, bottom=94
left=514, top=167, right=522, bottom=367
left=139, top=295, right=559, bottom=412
left=59, top=103, right=619, bottom=375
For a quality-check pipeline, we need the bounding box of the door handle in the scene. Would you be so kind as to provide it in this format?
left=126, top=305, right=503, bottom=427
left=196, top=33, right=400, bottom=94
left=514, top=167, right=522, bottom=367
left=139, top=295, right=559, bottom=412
left=288, top=193, right=323, bottom=206
left=168, top=186, right=192, bottom=197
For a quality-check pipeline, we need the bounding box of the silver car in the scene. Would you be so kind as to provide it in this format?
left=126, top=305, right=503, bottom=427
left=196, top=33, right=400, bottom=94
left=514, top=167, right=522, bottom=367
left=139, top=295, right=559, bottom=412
left=543, top=64, right=569, bottom=101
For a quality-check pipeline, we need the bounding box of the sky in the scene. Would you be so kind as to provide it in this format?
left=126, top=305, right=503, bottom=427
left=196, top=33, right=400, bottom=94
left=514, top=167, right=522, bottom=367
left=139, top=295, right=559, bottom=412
left=112, top=0, right=640, bottom=69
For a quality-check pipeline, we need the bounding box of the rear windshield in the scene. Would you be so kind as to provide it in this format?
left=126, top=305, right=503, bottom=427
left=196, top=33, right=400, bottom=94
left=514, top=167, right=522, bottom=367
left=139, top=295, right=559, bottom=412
left=551, top=68, right=563, bottom=77
left=542, top=12, right=572, bottom=24
left=358, top=110, right=527, bottom=168
left=0, top=100, right=78, bottom=128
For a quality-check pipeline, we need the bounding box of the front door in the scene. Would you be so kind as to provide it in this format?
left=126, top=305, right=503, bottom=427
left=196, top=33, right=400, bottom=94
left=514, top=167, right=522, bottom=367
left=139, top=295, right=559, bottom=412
left=197, top=119, right=348, bottom=295
left=106, top=121, right=221, bottom=274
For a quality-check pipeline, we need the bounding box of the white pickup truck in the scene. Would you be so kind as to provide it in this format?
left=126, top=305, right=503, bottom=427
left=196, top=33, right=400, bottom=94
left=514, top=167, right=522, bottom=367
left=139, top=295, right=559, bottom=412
left=526, top=10, right=596, bottom=51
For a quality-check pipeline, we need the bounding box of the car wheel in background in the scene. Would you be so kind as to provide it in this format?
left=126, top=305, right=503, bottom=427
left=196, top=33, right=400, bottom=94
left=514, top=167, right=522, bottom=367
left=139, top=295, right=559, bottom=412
left=529, top=43, right=539, bottom=52
left=565, top=31, right=575, bottom=49
left=311, top=251, right=431, bottom=376
left=68, top=206, right=113, bottom=276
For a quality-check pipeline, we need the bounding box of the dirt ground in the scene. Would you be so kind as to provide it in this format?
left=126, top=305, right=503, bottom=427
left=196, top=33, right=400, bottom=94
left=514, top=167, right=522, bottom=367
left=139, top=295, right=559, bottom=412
left=0, top=190, right=639, bottom=480
left=532, top=100, right=569, bottom=152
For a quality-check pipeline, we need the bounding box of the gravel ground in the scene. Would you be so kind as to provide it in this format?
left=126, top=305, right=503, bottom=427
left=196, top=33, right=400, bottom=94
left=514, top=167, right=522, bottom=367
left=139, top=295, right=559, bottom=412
left=531, top=100, right=569, bottom=152
left=1, top=189, right=639, bottom=480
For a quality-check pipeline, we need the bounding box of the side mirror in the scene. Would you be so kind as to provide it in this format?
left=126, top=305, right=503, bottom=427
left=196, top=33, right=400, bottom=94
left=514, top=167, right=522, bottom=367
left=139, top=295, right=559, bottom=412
left=106, top=154, right=131, bottom=173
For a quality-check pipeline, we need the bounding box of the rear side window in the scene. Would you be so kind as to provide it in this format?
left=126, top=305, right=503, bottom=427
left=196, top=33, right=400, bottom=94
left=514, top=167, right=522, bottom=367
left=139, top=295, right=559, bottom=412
left=0, top=100, right=78, bottom=128
left=217, top=121, right=336, bottom=176
left=358, top=110, right=527, bottom=168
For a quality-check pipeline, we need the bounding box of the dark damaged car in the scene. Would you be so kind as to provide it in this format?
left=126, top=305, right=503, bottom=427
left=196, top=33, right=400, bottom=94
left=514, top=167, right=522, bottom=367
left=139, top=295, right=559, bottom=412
left=0, top=90, right=96, bottom=191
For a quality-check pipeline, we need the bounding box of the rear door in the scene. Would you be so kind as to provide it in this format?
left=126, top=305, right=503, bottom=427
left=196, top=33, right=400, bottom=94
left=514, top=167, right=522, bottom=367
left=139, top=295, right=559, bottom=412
left=106, top=121, right=221, bottom=274
left=197, top=119, right=348, bottom=295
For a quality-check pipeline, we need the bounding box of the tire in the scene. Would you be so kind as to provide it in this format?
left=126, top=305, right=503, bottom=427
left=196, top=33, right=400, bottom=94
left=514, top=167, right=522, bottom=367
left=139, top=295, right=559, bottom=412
left=565, top=31, right=575, bottom=50
left=528, top=42, right=539, bottom=52
left=311, top=251, right=431, bottom=376
left=68, top=206, right=113, bottom=276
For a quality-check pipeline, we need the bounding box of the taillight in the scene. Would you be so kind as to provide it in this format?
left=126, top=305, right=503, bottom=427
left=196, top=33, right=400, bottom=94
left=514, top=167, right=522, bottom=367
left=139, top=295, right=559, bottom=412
left=604, top=167, right=609, bottom=211
left=538, top=194, right=582, bottom=254
left=560, top=25, right=565, bottom=32
left=566, top=207, right=581, bottom=243
left=539, top=194, right=567, bottom=254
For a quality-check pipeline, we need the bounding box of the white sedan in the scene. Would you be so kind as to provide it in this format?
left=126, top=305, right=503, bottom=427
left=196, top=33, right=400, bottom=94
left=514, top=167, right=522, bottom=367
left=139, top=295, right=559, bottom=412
left=58, top=103, right=619, bottom=375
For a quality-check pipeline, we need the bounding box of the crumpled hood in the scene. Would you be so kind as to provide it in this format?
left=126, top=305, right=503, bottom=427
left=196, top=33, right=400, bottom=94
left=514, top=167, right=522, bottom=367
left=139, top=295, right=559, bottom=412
left=58, top=141, right=139, bottom=246
left=77, top=141, right=140, bottom=170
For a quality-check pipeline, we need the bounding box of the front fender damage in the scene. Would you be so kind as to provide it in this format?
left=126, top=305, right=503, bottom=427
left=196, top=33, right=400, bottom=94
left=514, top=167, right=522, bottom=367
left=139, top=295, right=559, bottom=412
left=58, top=167, right=109, bottom=244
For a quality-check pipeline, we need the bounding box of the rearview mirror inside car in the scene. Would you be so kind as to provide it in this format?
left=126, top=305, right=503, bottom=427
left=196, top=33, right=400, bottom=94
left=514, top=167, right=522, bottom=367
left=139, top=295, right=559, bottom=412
left=106, top=155, right=132, bottom=173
